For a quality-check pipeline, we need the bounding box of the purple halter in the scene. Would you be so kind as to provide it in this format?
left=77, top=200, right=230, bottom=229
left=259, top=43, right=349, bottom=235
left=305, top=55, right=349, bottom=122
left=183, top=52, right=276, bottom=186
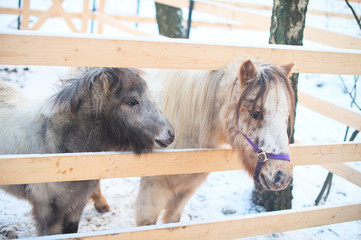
left=240, top=132, right=290, bottom=184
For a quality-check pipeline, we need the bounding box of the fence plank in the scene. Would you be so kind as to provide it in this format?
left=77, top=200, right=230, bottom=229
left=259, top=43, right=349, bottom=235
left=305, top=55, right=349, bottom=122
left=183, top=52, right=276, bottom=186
left=34, top=202, right=361, bottom=240
left=157, top=0, right=361, bottom=49
left=20, top=0, right=30, bottom=30
left=0, top=143, right=360, bottom=185
left=30, top=1, right=58, bottom=30
left=298, top=91, right=361, bottom=131
left=0, top=7, right=154, bottom=24
left=322, top=163, right=361, bottom=188
left=56, top=1, right=79, bottom=33
left=1, top=32, right=361, bottom=74
left=0, top=149, right=238, bottom=185
left=210, top=0, right=354, bottom=19
left=94, top=13, right=153, bottom=37
left=156, top=0, right=266, bottom=28
left=97, top=0, right=106, bottom=34
left=304, top=27, right=361, bottom=50
left=81, top=0, right=90, bottom=33
left=2, top=0, right=360, bottom=49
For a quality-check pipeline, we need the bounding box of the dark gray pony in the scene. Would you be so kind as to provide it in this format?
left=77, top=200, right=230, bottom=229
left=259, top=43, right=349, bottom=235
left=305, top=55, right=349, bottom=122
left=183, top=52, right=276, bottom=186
left=0, top=68, right=174, bottom=236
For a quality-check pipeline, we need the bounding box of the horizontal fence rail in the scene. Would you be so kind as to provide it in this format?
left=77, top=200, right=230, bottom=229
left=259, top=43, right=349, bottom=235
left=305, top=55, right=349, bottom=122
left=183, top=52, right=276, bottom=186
left=156, top=0, right=361, bottom=50
left=36, top=202, right=361, bottom=240
left=2, top=0, right=361, bottom=50
left=298, top=91, right=361, bottom=131
left=0, top=142, right=360, bottom=185
left=1, top=32, right=361, bottom=74
left=210, top=0, right=354, bottom=19
left=0, top=28, right=361, bottom=240
left=322, top=163, right=361, bottom=187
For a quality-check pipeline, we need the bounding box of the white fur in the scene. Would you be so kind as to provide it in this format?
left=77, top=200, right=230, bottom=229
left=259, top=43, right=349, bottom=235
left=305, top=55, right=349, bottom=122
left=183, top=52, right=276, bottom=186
left=134, top=60, right=294, bottom=226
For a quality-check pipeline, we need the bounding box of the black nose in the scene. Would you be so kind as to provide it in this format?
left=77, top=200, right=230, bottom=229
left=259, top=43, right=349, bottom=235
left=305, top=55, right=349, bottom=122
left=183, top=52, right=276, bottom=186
left=156, top=130, right=175, bottom=148
left=274, top=170, right=286, bottom=185
left=168, top=130, right=175, bottom=143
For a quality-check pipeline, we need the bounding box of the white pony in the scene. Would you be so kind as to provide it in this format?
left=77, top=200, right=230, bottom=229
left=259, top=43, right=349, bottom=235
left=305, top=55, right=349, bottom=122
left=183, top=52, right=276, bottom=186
left=92, top=59, right=295, bottom=226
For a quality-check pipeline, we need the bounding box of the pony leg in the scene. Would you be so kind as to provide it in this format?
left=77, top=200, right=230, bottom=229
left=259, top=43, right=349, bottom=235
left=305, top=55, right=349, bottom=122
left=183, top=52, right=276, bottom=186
left=135, top=177, right=173, bottom=226
left=31, top=181, right=97, bottom=236
left=162, top=189, right=195, bottom=223
left=61, top=180, right=98, bottom=234
left=32, top=203, right=65, bottom=236
left=33, top=197, right=85, bottom=235
left=91, top=181, right=110, bottom=213
left=162, top=173, right=208, bottom=223
left=2, top=184, right=66, bottom=235
left=62, top=207, right=84, bottom=234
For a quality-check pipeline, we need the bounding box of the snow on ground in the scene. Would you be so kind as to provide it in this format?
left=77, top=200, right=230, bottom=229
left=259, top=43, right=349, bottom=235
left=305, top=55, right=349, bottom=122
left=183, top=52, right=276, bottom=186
left=0, top=0, right=361, bottom=239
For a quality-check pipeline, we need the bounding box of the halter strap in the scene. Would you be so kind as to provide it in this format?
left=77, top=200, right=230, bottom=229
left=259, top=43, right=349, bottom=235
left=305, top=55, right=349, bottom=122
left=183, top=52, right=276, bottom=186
left=240, top=133, right=290, bottom=184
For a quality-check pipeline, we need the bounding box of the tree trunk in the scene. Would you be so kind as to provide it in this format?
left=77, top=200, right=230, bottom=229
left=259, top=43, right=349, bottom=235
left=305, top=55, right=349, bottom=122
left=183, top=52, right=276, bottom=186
left=155, top=3, right=186, bottom=38
left=252, top=0, right=309, bottom=212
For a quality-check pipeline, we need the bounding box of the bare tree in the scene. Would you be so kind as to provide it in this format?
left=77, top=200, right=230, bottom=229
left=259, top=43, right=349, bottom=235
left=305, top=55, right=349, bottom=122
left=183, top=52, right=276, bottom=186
left=345, top=0, right=361, bottom=30
left=155, top=2, right=186, bottom=38
left=252, top=0, right=309, bottom=211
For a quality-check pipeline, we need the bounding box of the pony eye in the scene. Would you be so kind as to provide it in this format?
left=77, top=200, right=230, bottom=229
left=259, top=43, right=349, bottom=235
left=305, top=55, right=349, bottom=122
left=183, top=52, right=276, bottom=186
left=251, top=110, right=263, bottom=120
left=127, top=99, right=139, bottom=106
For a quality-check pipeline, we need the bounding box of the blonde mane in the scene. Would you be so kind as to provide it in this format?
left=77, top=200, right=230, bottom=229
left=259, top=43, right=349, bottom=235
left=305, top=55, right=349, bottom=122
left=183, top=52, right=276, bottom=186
left=150, top=70, right=224, bottom=148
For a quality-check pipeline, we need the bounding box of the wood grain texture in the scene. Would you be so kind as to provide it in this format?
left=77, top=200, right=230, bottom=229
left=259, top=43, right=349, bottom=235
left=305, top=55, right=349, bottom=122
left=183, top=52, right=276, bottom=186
left=30, top=202, right=361, bottom=240
left=1, top=32, right=361, bottom=74
left=95, top=13, right=153, bottom=37
left=298, top=91, right=361, bottom=131
left=1, top=143, right=360, bottom=185
left=322, top=163, right=361, bottom=187
left=156, top=0, right=361, bottom=49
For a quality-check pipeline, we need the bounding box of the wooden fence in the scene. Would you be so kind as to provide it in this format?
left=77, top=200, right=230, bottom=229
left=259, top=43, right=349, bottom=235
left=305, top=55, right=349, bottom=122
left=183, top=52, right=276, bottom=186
left=1, top=0, right=361, bottom=239
left=0, top=31, right=361, bottom=239
left=1, top=0, right=361, bottom=48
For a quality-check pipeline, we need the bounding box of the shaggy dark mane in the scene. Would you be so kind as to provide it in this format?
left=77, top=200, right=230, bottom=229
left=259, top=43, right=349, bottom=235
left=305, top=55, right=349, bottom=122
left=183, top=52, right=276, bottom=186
left=48, top=67, right=143, bottom=116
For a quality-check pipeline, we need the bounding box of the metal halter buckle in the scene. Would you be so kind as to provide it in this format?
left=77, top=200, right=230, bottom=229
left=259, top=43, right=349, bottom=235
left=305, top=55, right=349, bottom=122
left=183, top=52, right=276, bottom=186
left=257, top=151, right=269, bottom=163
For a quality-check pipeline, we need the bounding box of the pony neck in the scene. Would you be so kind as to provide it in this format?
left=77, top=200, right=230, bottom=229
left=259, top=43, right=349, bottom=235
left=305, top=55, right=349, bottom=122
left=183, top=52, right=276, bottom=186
left=217, top=62, right=246, bottom=147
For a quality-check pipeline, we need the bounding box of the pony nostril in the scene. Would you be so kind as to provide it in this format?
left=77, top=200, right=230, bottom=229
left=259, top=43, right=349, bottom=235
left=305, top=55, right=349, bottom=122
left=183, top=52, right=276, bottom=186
left=274, top=170, right=286, bottom=185
left=168, top=130, right=175, bottom=143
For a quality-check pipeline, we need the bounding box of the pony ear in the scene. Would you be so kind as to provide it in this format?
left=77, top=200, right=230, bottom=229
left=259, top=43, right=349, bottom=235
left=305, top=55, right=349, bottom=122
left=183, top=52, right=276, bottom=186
left=239, top=60, right=258, bottom=86
left=99, top=69, right=123, bottom=94
left=99, top=70, right=120, bottom=93
left=280, top=62, right=294, bottom=77
left=99, top=71, right=111, bottom=93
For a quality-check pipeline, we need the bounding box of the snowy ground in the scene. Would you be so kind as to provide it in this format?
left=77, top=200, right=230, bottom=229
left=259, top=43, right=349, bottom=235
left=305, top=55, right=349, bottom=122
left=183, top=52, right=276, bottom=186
left=0, top=0, right=361, bottom=239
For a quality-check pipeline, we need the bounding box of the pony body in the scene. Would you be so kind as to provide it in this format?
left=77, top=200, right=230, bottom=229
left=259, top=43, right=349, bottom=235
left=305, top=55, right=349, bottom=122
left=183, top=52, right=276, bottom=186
left=0, top=81, right=49, bottom=154
left=0, top=68, right=174, bottom=236
left=135, top=59, right=294, bottom=225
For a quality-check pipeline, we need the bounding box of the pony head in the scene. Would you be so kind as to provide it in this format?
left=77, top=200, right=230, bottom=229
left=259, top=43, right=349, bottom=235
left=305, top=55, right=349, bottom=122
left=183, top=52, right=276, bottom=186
left=48, top=68, right=174, bottom=153
left=231, top=60, right=295, bottom=191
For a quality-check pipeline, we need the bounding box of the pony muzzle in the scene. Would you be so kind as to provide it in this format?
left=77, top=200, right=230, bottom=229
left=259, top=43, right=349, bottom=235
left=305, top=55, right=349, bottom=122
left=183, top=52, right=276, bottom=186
left=239, top=132, right=292, bottom=190
left=258, top=159, right=293, bottom=191
left=154, top=130, right=175, bottom=148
